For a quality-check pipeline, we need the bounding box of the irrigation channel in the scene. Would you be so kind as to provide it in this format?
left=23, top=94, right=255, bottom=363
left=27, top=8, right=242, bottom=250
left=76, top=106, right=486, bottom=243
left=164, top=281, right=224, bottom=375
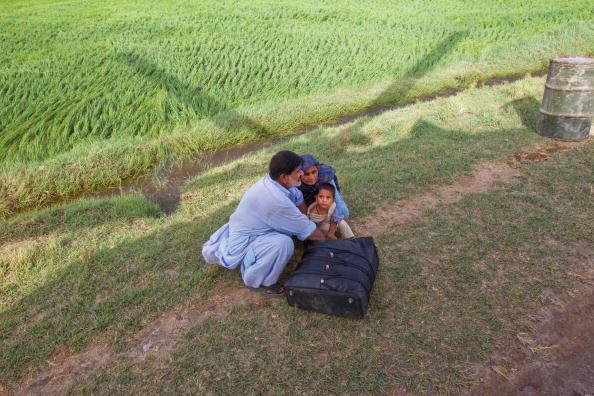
left=90, top=72, right=546, bottom=214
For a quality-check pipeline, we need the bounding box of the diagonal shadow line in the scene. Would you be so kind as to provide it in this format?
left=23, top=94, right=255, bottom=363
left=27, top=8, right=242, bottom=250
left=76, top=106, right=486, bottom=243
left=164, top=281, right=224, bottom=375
left=121, top=30, right=467, bottom=143
left=119, top=52, right=270, bottom=138
left=370, top=30, right=468, bottom=109
left=333, top=31, right=468, bottom=145
left=109, top=32, right=468, bottom=213
left=120, top=31, right=467, bottom=139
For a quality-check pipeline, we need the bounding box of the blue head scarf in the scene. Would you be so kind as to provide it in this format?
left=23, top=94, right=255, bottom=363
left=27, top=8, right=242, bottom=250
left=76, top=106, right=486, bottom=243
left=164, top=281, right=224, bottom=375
left=300, top=154, right=336, bottom=185
left=300, top=154, right=318, bottom=173
left=299, top=154, right=338, bottom=206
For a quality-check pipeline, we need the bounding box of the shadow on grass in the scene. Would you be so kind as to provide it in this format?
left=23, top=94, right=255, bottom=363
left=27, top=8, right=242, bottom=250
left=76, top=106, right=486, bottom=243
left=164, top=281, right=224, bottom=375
left=0, top=84, right=545, bottom=384
left=335, top=31, right=468, bottom=140
left=1, top=31, right=549, bottom=387
left=1, top=22, right=581, bottom=388
left=187, top=115, right=530, bottom=215
left=119, top=30, right=468, bottom=127
left=0, top=198, right=239, bottom=385
left=372, top=31, right=468, bottom=107
left=70, top=138, right=594, bottom=395
left=0, top=196, right=161, bottom=245
left=119, top=52, right=271, bottom=139
left=108, top=32, right=469, bottom=213
left=504, top=96, right=541, bottom=130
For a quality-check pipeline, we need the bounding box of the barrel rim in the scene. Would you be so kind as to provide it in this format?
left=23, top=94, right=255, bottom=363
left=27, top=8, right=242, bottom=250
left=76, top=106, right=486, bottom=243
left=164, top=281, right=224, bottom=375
left=535, top=132, right=592, bottom=142
left=544, top=82, right=594, bottom=92
left=538, top=108, right=593, bottom=119
left=551, top=55, right=594, bottom=66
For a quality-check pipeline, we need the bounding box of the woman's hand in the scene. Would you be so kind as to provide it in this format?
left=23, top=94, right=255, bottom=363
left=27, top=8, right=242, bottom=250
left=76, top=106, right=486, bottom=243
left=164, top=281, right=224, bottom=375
left=326, top=232, right=337, bottom=240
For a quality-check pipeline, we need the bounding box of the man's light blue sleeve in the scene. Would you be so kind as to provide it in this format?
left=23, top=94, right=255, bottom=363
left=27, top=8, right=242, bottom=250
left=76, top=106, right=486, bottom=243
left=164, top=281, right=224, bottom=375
left=268, top=203, right=316, bottom=241
left=296, top=221, right=317, bottom=241
left=288, top=187, right=304, bottom=206
left=330, top=180, right=349, bottom=222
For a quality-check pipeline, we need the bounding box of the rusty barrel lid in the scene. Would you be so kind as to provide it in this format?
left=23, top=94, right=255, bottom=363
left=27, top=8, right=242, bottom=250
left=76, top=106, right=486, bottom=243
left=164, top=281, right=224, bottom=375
left=546, top=55, right=594, bottom=91
left=552, top=55, right=594, bottom=65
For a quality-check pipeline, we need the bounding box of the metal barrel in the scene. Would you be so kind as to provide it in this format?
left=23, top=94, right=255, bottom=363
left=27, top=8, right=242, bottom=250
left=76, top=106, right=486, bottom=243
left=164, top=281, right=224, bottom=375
left=537, top=55, right=594, bottom=141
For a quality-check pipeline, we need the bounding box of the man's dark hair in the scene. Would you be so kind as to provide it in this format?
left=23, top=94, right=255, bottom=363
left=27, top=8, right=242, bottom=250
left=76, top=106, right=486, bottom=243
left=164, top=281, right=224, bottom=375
left=269, top=150, right=302, bottom=180
left=317, top=183, right=335, bottom=198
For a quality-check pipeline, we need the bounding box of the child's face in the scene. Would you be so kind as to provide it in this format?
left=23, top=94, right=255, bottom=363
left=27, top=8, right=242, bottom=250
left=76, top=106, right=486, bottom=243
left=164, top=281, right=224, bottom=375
left=301, top=165, right=318, bottom=185
left=316, top=189, right=334, bottom=210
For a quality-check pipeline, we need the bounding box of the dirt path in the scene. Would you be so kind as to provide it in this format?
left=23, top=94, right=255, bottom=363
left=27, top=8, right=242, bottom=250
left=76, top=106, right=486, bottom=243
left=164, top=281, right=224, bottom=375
left=12, top=138, right=589, bottom=395
left=353, top=140, right=582, bottom=236
left=467, top=277, right=594, bottom=395
left=15, top=286, right=264, bottom=396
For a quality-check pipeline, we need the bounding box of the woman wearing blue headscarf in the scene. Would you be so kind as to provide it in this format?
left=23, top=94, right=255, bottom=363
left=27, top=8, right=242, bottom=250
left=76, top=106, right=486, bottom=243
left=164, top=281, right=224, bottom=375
left=298, top=154, right=350, bottom=239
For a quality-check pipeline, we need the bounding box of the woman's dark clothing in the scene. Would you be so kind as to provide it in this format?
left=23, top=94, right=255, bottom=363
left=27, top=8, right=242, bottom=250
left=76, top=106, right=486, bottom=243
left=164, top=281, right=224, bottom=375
left=300, top=172, right=341, bottom=206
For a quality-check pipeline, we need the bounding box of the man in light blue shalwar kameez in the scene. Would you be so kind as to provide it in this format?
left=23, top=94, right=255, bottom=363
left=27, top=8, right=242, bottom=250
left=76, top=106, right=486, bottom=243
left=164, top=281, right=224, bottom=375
left=202, top=151, right=326, bottom=295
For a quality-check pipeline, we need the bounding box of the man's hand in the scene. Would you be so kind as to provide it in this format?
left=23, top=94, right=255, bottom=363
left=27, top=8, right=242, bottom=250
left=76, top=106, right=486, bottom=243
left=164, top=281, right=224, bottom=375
left=298, top=202, right=307, bottom=215
left=307, top=227, right=326, bottom=241
left=327, top=232, right=337, bottom=240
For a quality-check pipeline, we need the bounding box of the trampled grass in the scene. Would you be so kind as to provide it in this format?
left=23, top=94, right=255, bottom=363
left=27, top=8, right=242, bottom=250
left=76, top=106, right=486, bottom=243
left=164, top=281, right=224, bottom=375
left=1, top=0, right=593, bottom=166
left=1, top=77, right=592, bottom=393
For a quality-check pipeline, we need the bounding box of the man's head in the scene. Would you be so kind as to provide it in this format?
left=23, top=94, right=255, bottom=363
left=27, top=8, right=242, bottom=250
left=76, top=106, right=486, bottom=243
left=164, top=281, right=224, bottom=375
left=315, top=183, right=335, bottom=210
left=269, top=150, right=303, bottom=189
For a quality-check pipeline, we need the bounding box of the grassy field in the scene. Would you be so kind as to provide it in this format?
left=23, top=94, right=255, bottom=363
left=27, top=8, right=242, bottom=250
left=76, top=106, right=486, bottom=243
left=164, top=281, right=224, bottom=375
left=1, top=0, right=593, bottom=217
left=74, top=143, right=593, bottom=394
left=1, top=76, right=592, bottom=393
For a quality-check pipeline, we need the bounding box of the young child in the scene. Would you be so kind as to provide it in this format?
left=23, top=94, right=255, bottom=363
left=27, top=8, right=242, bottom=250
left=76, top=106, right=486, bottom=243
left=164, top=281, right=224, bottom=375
left=307, top=183, right=354, bottom=240
left=299, top=154, right=350, bottom=225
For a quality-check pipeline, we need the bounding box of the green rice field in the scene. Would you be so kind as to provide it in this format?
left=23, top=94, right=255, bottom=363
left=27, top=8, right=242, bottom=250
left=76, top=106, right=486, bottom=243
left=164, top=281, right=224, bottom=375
left=0, top=0, right=593, bottom=217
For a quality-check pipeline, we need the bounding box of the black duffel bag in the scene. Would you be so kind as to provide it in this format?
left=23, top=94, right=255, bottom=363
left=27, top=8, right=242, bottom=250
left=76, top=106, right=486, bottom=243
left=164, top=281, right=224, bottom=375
left=284, top=237, right=379, bottom=319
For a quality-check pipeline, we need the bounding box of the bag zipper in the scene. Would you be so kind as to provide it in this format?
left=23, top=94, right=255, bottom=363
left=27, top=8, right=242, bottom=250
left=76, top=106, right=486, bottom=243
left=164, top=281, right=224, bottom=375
left=300, top=255, right=372, bottom=281
left=289, top=270, right=370, bottom=295
left=309, top=246, right=374, bottom=266
left=303, top=249, right=377, bottom=279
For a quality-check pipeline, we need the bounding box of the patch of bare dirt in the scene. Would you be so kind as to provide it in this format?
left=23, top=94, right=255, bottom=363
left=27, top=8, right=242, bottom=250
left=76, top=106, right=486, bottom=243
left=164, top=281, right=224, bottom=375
left=385, top=383, right=415, bottom=396
left=506, top=141, right=581, bottom=168
left=543, top=238, right=594, bottom=271
left=354, top=140, right=587, bottom=236
left=123, top=286, right=263, bottom=363
left=15, top=284, right=266, bottom=395
left=354, top=161, right=520, bottom=236
left=15, top=346, right=112, bottom=396
left=467, top=284, right=594, bottom=396
left=164, top=267, right=180, bottom=278
left=0, top=235, right=50, bottom=254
